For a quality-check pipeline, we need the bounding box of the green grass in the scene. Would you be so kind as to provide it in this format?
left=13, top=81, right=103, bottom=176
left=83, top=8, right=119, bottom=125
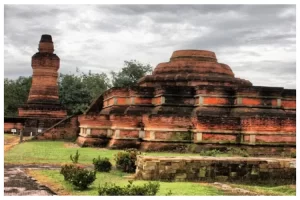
left=229, top=183, right=296, bottom=196
left=4, top=141, right=200, bottom=165
left=35, top=169, right=224, bottom=196
left=6, top=140, right=296, bottom=196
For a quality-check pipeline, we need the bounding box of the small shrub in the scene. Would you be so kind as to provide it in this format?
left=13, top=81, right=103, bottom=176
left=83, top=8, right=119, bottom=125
left=227, top=147, right=249, bottom=157
left=199, top=149, right=221, bottom=157
left=69, top=167, right=96, bottom=190
left=70, top=150, right=80, bottom=163
left=60, top=164, right=78, bottom=181
left=165, top=190, right=173, bottom=196
left=93, top=156, right=112, bottom=172
left=98, top=180, right=160, bottom=196
left=115, top=149, right=141, bottom=173
left=291, top=152, right=296, bottom=158
left=60, top=164, right=96, bottom=190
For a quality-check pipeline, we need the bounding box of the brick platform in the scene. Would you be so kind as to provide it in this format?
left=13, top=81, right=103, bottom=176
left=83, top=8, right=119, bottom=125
left=135, top=156, right=296, bottom=182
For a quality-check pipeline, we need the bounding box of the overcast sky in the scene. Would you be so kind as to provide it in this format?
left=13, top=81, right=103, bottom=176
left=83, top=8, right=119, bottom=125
left=4, top=4, right=296, bottom=89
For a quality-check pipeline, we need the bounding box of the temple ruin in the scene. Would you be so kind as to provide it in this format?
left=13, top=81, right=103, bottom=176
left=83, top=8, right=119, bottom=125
left=77, top=50, right=296, bottom=155
left=17, top=35, right=67, bottom=135
left=4, top=36, right=296, bottom=155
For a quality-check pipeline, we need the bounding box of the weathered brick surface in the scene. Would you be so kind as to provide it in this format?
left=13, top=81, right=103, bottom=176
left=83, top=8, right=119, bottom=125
left=135, top=156, right=296, bottom=182
left=77, top=50, right=296, bottom=154
left=37, top=116, right=78, bottom=140
left=16, top=35, right=67, bottom=136
left=4, top=122, right=23, bottom=133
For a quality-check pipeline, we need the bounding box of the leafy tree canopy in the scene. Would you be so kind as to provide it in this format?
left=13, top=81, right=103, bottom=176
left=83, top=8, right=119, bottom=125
left=4, top=76, right=32, bottom=116
left=111, top=60, right=152, bottom=87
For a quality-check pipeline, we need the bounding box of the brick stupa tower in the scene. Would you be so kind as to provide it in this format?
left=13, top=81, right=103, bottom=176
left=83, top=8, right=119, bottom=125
left=18, top=34, right=67, bottom=135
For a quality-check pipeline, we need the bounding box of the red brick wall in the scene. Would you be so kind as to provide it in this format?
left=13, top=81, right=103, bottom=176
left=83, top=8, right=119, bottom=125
left=18, top=108, right=67, bottom=118
left=144, top=116, right=192, bottom=129
left=110, top=115, right=141, bottom=127
left=202, top=133, right=236, bottom=142
left=255, top=135, right=295, bottom=143
left=4, top=122, right=23, bottom=133
left=134, top=97, right=152, bottom=104
left=281, top=100, right=296, bottom=109
left=119, top=130, right=139, bottom=138
left=203, top=97, right=230, bottom=105
left=38, top=116, right=78, bottom=140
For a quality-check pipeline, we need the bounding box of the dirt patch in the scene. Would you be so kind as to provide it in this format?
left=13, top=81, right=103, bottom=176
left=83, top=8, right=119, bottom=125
left=63, top=142, right=80, bottom=148
left=4, top=136, right=20, bottom=152
left=206, top=182, right=259, bottom=196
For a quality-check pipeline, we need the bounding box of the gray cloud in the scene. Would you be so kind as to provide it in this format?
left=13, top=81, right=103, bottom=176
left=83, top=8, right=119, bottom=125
left=4, top=4, right=296, bottom=89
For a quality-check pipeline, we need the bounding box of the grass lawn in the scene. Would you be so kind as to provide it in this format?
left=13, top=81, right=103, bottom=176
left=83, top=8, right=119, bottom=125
left=27, top=169, right=225, bottom=196
left=5, top=140, right=296, bottom=196
left=4, top=141, right=201, bottom=165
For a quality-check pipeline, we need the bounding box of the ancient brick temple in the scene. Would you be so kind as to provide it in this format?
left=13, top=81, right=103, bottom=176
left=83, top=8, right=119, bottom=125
left=77, top=50, right=296, bottom=155
left=18, top=35, right=67, bottom=135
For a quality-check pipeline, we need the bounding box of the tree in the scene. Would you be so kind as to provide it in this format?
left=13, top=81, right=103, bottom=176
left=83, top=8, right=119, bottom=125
left=81, top=72, right=111, bottom=100
left=111, top=60, right=152, bottom=87
left=59, top=72, right=110, bottom=115
left=4, top=76, right=32, bottom=116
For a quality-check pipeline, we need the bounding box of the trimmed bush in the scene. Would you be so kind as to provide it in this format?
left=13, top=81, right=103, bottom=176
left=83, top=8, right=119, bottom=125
left=93, top=156, right=112, bottom=172
left=60, top=164, right=78, bottom=181
left=69, top=168, right=96, bottom=190
left=114, top=149, right=141, bottom=173
left=60, top=164, right=96, bottom=190
left=98, top=181, right=160, bottom=196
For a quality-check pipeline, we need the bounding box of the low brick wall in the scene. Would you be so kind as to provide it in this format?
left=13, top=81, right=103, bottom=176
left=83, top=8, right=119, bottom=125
left=135, top=156, right=296, bottom=182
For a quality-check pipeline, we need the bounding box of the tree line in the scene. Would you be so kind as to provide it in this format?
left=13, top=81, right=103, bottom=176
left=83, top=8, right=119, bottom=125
left=4, top=60, right=152, bottom=116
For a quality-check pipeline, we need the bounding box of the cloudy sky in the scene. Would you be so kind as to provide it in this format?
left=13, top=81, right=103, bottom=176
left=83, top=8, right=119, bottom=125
left=4, top=4, right=296, bottom=89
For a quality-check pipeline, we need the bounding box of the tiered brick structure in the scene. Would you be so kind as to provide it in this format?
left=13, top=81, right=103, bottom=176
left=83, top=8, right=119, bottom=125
left=77, top=50, right=296, bottom=155
left=18, top=35, right=67, bottom=135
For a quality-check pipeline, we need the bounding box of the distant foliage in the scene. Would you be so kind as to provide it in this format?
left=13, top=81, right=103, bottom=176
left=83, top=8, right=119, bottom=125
left=70, top=150, right=80, bottom=164
left=115, top=149, right=141, bottom=173
left=111, top=60, right=152, bottom=87
left=59, top=71, right=110, bottom=115
left=4, top=76, right=32, bottom=116
left=93, top=156, right=112, bottom=172
left=98, top=181, right=160, bottom=196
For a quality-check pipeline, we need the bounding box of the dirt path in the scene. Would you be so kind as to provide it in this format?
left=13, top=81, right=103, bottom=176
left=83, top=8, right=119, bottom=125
left=210, top=182, right=258, bottom=195
left=4, top=135, right=20, bottom=152
left=4, top=164, right=58, bottom=196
